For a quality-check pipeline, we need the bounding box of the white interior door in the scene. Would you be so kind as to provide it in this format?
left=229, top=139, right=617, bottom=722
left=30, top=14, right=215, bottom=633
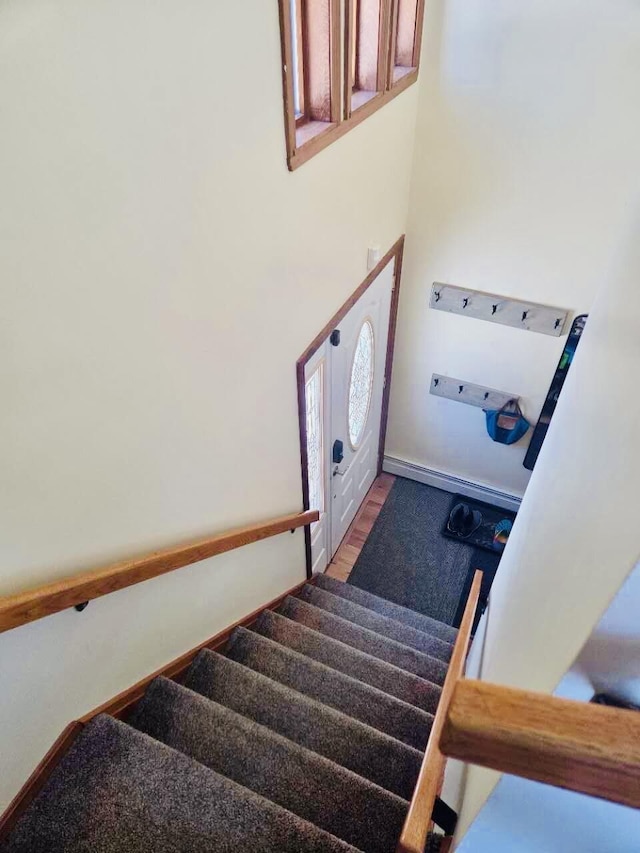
left=329, top=262, right=393, bottom=555
left=304, top=258, right=395, bottom=572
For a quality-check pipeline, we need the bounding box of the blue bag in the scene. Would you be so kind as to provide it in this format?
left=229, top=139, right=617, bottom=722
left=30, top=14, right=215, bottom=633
left=485, top=399, right=530, bottom=445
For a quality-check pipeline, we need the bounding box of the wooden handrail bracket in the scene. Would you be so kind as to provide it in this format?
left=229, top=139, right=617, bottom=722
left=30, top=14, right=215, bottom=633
left=396, top=570, right=483, bottom=853
left=0, top=509, right=318, bottom=634
left=441, top=679, right=640, bottom=810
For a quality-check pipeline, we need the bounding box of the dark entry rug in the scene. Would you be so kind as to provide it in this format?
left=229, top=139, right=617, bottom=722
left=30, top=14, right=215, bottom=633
left=347, top=477, right=513, bottom=628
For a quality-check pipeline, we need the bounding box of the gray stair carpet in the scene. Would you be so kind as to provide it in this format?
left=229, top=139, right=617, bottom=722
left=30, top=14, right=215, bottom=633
left=316, top=573, right=458, bottom=644
left=2, top=576, right=458, bottom=852
left=130, top=676, right=407, bottom=853
left=299, top=585, right=454, bottom=664
left=2, top=714, right=358, bottom=853
left=184, top=649, right=423, bottom=799
left=225, top=626, right=435, bottom=750
left=253, top=609, right=442, bottom=713
left=280, top=595, right=448, bottom=685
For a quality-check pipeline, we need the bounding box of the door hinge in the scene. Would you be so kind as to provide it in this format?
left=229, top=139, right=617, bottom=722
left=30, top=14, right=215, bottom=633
left=330, top=329, right=341, bottom=347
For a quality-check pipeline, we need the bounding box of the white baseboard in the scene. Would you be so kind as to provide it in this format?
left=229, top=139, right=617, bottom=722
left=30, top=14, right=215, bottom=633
left=382, top=456, right=522, bottom=513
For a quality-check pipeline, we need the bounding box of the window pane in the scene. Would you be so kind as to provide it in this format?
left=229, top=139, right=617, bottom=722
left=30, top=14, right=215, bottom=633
left=395, top=0, right=418, bottom=68
left=348, top=320, right=374, bottom=448
left=290, top=0, right=304, bottom=117
left=357, top=0, right=381, bottom=92
left=306, top=364, right=325, bottom=519
left=306, top=0, right=332, bottom=121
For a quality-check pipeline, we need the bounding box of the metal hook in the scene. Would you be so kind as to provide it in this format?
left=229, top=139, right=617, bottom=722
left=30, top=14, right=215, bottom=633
left=492, top=304, right=498, bottom=315
left=554, top=318, right=562, bottom=329
left=434, top=290, right=441, bottom=303
left=484, top=392, right=489, bottom=400
left=458, top=385, right=464, bottom=394
left=521, top=310, right=528, bottom=322
left=434, top=378, right=439, bottom=387
left=462, top=298, right=469, bottom=309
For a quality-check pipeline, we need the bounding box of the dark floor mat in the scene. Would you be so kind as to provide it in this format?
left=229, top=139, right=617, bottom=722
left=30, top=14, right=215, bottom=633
left=347, top=477, right=507, bottom=628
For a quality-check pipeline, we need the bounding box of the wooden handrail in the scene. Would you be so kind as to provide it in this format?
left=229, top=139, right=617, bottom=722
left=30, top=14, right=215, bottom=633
left=0, top=509, right=318, bottom=634
left=0, top=573, right=318, bottom=843
left=440, top=679, right=640, bottom=810
left=396, top=570, right=483, bottom=853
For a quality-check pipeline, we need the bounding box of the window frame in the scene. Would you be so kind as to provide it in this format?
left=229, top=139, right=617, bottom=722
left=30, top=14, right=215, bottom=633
left=279, top=0, right=426, bottom=171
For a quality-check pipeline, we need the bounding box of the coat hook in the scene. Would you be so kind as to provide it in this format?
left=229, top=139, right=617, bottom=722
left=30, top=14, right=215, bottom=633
left=459, top=385, right=464, bottom=394
left=434, top=377, right=439, bottom=387
left=462, top=298, right=469, bottom=309
left=491, top=304, right=498, bottom=315
left=484, top=392, right=489, bottom=400
left=554, top=318, right=562, bottom=329
left=521, top=310, right=528, bottom=322
left=434, top=290, right=441, bottom=303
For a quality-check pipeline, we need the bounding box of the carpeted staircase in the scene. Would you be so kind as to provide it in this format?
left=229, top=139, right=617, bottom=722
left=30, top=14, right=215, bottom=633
left=1, top=573, right=458, bottom=853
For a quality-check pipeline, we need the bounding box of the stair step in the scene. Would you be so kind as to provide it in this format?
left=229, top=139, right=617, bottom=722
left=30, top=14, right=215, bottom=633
left=2, top=714, right=359, bottom=853
left=317, top=574, right=458, bottom=644
left=185, top=649, right=422, bottom=799
left=300, top=585, right=454, bottom=664
left=253, top=610, right=442, bottom=714
left=280, top=595, right=447, bottom=686
left=226, top=626, right=434, bottom=750
left=130, top=676, right=406, bottom=853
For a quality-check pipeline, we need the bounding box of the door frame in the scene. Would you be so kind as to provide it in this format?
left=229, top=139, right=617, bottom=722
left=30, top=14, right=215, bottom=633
left=296, top=235, right=405, bottom=578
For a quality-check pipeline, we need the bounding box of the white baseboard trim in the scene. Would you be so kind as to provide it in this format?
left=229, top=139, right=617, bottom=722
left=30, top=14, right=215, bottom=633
left=382, top=456, right=522, bottom=513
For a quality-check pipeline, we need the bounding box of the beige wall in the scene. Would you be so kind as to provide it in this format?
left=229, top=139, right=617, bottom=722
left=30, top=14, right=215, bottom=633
left=456, top=219, right=640, bottom=842
left=386, top=0, right=639, bottom=497
left=0, top=0, right=418, bottom=808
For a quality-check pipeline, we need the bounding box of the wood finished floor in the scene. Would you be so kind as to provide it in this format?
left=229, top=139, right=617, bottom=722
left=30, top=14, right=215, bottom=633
left=325, top=473, right=395, bottom=582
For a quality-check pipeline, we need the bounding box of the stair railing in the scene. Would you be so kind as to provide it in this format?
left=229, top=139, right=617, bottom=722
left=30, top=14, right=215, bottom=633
left=397, top=569, right=483, bottom=853
left=441, top=678, right=640, bottom=810
left=399, top=570, right=640, bottom=852
left=0, top=509, right=318, bottom=634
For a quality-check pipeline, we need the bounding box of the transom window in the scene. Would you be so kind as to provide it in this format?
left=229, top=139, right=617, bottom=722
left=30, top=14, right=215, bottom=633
left=348, top=320, right=374, bottom=448
left=279, top=0, right=426, bottom=170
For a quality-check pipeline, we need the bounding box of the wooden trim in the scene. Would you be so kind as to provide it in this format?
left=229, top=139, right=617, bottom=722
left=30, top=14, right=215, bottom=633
left=0, top=574, right=317, bottom=843
left=278, top=0, right=298, bottom=163
left=0, top=722, right=85, bottom=842
left=297, top=237, right=405, bottom=576
left=377, top=235, right=404, bottom=474
left=344, top=0, right=356, bottom=119
left=329, top=0, right=341, bottom=124
left=0, top=510, right=318, bottom=634
left=377, top=0, right=393, bottom=91
left=386, top=0, right=400, bottom=88
left=289, top=67, right=418, bottom=170
left=412, top=0, right=426, bottom=67
left=441, top=679, right=640, bottom=810
left=397, top=570, right=483, bottom=853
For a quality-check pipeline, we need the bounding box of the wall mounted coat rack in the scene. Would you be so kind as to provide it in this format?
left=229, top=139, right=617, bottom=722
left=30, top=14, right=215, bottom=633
left=430, top=374, right=518, bottom=410
left=430, top=283, right=569, bottom=337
